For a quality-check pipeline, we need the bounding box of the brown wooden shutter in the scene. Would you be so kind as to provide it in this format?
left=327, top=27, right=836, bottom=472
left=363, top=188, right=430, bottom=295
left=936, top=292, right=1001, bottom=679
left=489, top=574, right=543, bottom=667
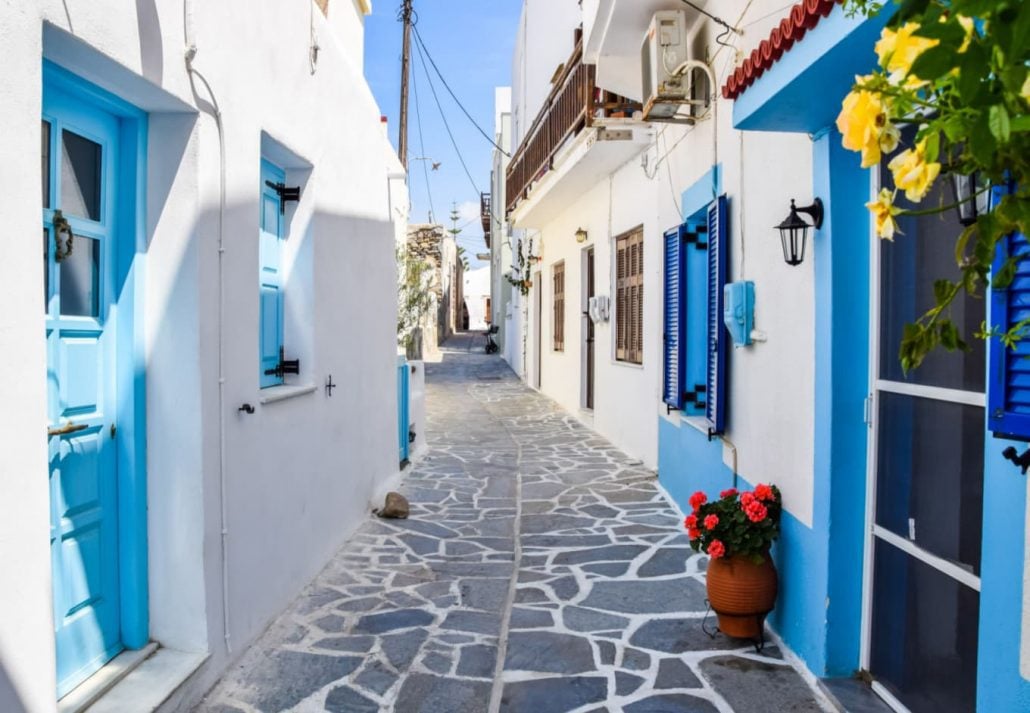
left=553, top=262, right=565, bottom=352
left=616, top=238, right=628, bottom=361
left=616, top=227, right=644, bottom=364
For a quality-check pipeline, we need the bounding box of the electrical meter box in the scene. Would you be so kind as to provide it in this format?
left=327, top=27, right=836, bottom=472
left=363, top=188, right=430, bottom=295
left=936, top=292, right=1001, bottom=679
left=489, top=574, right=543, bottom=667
left=723, top=281, right=754, bottom=348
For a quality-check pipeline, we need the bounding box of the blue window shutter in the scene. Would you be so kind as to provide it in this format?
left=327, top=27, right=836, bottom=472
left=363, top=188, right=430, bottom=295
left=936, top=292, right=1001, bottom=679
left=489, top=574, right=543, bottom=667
left=988, top=187, right=1030, bottom=438
left=663, top=226, right=686, bottom=409
left=259, top=159, right=285, bottom=388
left=706, top=195, right=728, bottom=436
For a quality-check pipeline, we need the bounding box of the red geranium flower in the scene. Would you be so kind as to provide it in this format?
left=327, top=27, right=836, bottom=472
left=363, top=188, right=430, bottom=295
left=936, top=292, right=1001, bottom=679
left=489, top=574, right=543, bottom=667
left=740, top=491, right=756, bottom=507
left=684, top=514, right=698, bottom=530
left=707, top=539, right=726, bottom=559
left=688, top=526, right=702, bottom=540
left=755, top=483, right=774, bottom=502
left=720, top=488, right=738, bottom=499
left=704, top=514, right=719, bottom=530
left=745, top=500, right=768, bottom=523
left=689, top=491, right=707, bottom=511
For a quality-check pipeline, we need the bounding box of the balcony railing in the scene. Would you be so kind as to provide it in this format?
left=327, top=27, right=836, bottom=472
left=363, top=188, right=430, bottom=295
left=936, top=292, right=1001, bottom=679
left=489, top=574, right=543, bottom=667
left=505, top=39, right=641, bottom=216
left=481, top=192, right=492, bottom=247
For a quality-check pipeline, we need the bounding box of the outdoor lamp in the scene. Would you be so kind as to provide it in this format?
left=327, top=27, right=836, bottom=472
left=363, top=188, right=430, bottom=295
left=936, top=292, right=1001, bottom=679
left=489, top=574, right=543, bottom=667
left=575, top=227, right=588, bottom=243
left=950, top=171, right=991, bottom=227
left=775, top=198, right=823, bottom=266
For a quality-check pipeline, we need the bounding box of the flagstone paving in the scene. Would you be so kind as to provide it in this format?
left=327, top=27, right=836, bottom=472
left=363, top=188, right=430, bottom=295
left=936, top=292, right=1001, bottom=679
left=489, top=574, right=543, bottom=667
left=196, top=334, right=832, bottom=713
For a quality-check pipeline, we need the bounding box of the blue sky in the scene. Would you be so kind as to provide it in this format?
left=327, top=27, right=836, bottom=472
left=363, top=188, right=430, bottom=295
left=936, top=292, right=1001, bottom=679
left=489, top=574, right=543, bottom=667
left=364, top=0, right=522, bottom=266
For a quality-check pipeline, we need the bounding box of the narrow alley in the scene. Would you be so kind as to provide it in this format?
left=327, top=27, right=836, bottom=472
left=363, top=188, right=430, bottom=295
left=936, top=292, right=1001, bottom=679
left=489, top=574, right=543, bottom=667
left=197, top=336, right=830, bottom=713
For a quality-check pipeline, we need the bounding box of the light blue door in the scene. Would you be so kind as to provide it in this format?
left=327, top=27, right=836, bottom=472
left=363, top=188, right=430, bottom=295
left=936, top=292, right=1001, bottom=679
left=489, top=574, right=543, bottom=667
left=398, top=362, right=410, bottom=465
left=43, top=86, right=123, bottom=697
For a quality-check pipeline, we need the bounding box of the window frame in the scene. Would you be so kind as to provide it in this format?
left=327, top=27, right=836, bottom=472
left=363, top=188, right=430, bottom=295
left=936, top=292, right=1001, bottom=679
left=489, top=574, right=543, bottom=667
left=259, top=158, right=287, bottom=389
left=615, top=226, right=644, bottom=365
left=552, top=260, right=565, bottom=352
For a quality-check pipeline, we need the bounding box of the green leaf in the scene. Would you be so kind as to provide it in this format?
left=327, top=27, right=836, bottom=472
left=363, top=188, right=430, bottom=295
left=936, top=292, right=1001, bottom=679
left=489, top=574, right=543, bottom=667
left=989, top=105, right=1012, bottom=143
left=910, top=45, right=959, bottom=82
left=969, top=114, right=997, bottom=165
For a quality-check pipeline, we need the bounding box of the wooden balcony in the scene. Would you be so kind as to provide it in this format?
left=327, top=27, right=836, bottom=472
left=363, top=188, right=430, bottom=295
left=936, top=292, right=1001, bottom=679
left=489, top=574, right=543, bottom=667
left=480, top=192, right=492, bottom=247
left=505, top=39, right=641, bottom=216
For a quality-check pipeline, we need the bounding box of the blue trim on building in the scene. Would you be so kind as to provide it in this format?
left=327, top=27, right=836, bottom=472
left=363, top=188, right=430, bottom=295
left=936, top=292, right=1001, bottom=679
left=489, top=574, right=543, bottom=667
left=43, top=61, right=150, bottom=650
left=682, top=164, right=720, bottom=219
left=732, top=7, right=890, bottom=134
left=979, top=442, right=1030, bottom=710
left=812, top=129, right=870, bottom=675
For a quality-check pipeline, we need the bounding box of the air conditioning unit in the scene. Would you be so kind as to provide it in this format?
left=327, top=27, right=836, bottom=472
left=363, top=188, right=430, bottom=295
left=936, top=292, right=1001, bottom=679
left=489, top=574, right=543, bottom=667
left=641, top=11, right=694, bottom=122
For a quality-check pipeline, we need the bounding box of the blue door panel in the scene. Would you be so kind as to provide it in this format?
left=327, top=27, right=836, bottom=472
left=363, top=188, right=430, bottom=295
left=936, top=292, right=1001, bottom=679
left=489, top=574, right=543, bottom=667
left=398, top=364, right=410, bottom=464
left=44, top=81, right=124, bottom=698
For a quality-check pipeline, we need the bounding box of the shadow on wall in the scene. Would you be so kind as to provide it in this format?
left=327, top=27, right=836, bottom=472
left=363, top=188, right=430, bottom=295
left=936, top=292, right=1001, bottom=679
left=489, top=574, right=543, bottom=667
left=134, top=0, right=163, bottom=85
left=0, top=657, right=28, bottom=713
left=142, top=197, right=399, bottom=679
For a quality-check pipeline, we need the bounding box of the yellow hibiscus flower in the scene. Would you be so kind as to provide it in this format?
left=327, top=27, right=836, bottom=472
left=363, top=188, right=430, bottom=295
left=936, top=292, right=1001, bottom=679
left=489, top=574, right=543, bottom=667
left=867, top=189, right=902, bottom=241
left=836, top=84, right=889, bottom=168
left=887, top=139, right=941, bottom=202
left=875, top=22, right=939, bottom=83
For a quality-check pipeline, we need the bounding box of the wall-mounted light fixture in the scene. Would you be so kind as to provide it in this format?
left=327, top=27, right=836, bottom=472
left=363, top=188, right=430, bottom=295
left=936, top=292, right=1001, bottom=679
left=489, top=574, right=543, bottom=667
left=575, top=227, right=588, bottom=243
left=775, top=198, right=823, bottom=266
left=950, top=171, right=991, bottom=227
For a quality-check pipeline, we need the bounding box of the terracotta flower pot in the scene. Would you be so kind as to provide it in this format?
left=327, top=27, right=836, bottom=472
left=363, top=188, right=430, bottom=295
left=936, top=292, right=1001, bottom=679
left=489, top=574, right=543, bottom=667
left=706, top=553, right=778, bottom=639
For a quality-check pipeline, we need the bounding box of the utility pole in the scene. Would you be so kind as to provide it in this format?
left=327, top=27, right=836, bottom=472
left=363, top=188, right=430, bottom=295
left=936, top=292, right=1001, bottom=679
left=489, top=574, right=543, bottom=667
left=398, top=0, right=413, bottom=169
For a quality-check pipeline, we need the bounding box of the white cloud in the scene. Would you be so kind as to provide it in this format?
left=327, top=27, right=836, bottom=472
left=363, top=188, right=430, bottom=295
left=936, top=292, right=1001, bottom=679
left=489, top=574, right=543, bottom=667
left=455, top=200, right=480, bottom=226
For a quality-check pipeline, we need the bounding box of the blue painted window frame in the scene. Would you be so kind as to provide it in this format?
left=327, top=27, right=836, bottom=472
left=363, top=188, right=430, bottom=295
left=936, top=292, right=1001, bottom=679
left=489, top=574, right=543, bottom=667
left=987, top=184, right=1030, bottom=440
left=259, top=159, right=286, bottom=388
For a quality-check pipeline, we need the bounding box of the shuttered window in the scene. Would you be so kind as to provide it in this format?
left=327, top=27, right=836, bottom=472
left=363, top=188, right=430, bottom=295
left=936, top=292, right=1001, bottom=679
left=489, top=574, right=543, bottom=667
left=259, top=159, right=286, bottom=388
left=553, top=261, right=565, bottom=352
left=988, top=186, right=1030, bottom=439
left=662, top=195, right=729, bottom=434
left=616, top=227, right=644, bottom=364
left=706, top=195, right=728, bottom=435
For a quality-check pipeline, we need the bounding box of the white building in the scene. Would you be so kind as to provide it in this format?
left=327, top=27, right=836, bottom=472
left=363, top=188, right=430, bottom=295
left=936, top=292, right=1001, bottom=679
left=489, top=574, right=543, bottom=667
left=463, top=266, right=492, bottom=332
left=505, top=1, right=1030, bottom=711
left=0, top=1, right=406, bottom=711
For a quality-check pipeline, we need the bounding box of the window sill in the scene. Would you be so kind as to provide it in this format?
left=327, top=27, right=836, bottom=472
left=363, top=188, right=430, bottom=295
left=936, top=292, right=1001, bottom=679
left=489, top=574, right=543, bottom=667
left=612, top=359, right=644, bottom=370
left=681, top=415, right=710, bottom=435
left=259, top=383, right=318, bottom=405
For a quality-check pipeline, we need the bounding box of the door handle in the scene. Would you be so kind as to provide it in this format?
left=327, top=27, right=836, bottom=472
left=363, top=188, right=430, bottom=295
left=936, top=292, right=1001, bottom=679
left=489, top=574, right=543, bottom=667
left=47, top=422, right=89, bottom=437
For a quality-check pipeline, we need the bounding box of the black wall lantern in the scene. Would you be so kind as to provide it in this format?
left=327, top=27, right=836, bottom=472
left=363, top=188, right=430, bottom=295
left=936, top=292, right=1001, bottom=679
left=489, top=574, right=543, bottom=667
left=775, top=198, right=823, bottom=266
left=950, top=171, right=991, bottom=227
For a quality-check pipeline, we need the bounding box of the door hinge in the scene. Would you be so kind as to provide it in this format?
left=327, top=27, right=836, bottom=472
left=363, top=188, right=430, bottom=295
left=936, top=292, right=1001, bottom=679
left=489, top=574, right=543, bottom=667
left=863, top=394, right=873, bottom=427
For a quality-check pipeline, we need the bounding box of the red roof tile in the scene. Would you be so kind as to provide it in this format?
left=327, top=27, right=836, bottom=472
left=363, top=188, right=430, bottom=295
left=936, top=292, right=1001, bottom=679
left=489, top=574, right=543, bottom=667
left=721, top=0, right=841, bottom=100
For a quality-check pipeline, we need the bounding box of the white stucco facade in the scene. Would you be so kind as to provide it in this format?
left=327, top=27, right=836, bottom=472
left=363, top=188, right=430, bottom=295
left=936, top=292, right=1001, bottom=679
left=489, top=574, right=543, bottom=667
left=507, top=0, right=816, bottom=508
left=0, top=1, right=404, bottom=711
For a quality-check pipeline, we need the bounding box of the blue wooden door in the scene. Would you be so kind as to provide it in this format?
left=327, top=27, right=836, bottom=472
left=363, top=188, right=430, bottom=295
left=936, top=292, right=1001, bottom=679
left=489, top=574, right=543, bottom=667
left=398, top=362, right=410, bottom=465
left=43, top=86, right=123, bottom=697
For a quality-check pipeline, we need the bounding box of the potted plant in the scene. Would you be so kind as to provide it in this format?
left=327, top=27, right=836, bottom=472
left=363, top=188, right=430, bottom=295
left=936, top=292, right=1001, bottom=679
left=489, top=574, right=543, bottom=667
left=685, top=484, right=782, bottom=639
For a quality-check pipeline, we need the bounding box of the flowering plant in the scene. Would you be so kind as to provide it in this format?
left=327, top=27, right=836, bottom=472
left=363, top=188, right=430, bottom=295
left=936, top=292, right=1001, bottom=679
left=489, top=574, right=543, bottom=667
left=684, top=484, right=782, bottom=564
left=839, top=0, right=1029, bottom=372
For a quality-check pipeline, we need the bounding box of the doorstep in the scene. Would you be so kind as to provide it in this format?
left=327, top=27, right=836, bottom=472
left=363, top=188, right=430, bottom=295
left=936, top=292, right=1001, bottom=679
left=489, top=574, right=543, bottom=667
left=819, top=677, right=896, bottom=713
left=73, top=647, right=208, bottom=713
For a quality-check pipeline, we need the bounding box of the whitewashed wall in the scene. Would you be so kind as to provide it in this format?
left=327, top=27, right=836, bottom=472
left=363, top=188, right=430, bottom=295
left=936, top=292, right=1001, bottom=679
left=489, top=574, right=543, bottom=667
left=0, top=1, right=403, bottom=711
left=510, top=0, right=817, bottom=517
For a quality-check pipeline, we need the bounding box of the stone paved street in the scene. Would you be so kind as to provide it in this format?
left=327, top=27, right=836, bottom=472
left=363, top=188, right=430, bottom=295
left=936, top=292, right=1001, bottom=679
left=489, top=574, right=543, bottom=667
left=196, top=335, right=832, bottom=713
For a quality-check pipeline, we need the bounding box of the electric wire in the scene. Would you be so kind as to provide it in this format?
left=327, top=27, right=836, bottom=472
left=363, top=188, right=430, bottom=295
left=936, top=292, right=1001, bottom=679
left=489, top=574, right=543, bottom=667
left=678, top=0, right=741, bottom=49
left=411, top=22, right=511, bottom=158
left=410, top=49, right=436, bottom=223
left=413, top=34, right=481, bottom=197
